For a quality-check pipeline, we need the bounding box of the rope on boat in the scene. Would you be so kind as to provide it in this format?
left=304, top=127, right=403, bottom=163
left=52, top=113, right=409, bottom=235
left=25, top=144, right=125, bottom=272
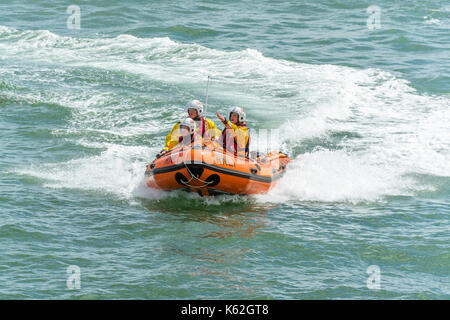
left=180, top=146, right=214, bottom=188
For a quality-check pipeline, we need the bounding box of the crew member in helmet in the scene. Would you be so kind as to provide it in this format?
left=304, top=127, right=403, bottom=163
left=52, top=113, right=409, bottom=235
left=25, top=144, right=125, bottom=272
left=216, top=106, right=250, bottom=158
left=178, top=118, right=197, bottom=146
left=156, top=99, right=220, bottom=157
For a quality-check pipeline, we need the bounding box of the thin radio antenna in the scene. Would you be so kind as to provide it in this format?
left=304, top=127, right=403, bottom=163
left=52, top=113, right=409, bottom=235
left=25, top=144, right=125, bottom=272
left=204, top=76, right=211, bottom=115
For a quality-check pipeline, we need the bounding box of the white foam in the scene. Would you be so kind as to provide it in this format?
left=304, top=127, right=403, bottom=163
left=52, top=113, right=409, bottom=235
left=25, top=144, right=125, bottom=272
left=255, top=150, right=417, bottom=204
left=15, top=144, right=163, bottom=200
left=423, top=17, right=441, bottom=25
left=3, top=27, right=448, bottom=203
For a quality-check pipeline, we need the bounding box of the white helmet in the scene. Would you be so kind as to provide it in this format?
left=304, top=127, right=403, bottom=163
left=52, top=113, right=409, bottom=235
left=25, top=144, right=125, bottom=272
left=180, top=117, right=196, bottom=134
left=186, top=99, right=203, bottom=116
left=229, top=106, right=245, bottom=122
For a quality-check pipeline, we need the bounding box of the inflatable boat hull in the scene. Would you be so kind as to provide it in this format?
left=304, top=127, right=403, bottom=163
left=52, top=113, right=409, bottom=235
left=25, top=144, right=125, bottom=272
left=145, top=141, right=290, bottom=196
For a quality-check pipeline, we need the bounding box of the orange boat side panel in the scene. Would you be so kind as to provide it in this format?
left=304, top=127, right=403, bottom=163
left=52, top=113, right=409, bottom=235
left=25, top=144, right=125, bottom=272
left=145, top=141, right=290, bottom=195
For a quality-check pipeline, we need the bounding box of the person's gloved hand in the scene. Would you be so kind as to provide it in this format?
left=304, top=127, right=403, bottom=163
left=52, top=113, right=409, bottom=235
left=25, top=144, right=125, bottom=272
left=156, top=149, right=168, bottom=158
left=216, top=112, right=226, bottom=124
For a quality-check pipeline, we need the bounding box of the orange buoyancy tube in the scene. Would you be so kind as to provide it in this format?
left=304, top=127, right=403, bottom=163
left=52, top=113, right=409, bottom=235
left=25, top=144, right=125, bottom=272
left=145, top=140, right=289, bottom=196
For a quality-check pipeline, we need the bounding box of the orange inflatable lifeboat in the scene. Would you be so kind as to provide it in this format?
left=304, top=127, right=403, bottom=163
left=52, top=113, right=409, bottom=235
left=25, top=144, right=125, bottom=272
left=144, top=140, right=290, bottom=196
